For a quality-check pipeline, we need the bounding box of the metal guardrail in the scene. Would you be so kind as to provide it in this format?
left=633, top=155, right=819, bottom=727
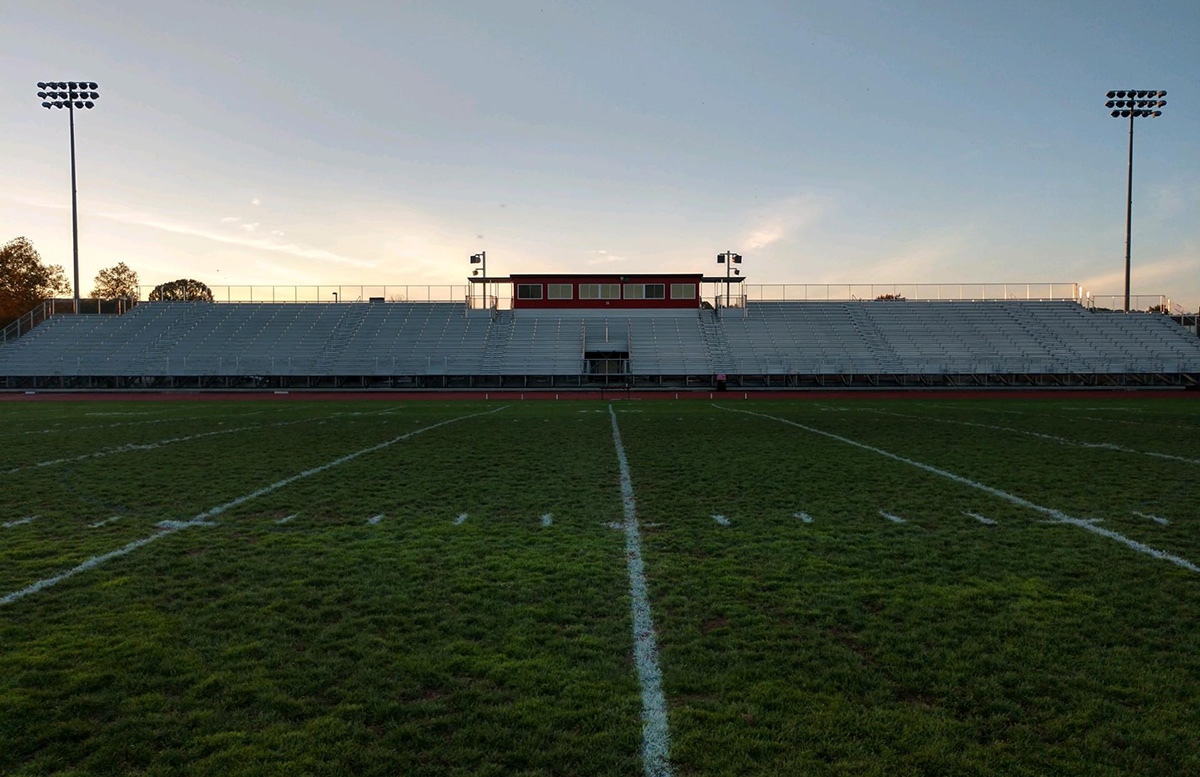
left=739, top=282, right=1083, bottom=303
left=1, top=297, right=137, bottom=345
left=125, top=282, right=1090, bottom=307
left=28, top=282, right=1174, bottom=315
left=1, top=301, right=54, bottom=344
left=1081, top=293, right=1173, bottom=312
left=136, top=285, right=471, bottom=304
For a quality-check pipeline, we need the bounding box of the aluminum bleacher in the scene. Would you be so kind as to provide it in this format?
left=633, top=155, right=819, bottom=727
left=2, top=299, right=1199, bottom=389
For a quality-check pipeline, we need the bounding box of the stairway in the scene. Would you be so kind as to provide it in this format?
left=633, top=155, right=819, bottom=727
left=844, top=304, right=902, bottom=372
left=316, top=304, right=370, bottom=372
left=699, top=309, right=735, bottom=374
left=139, top=304, right=210, bottom=372
left=479, top=311, right=514, bottom=373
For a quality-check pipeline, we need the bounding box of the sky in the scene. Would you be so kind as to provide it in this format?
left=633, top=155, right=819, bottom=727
left=2, top=0, right=1198, bottom=310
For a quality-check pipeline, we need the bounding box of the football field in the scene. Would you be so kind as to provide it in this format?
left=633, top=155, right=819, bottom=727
left=1, top=395, right=1198, bottom=776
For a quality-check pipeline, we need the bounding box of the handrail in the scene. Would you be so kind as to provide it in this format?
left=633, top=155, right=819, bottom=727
left=138, top=284, right=472, bottom=304
left=1, top=300, right=55, bottom=344
left=741, top=283, right=1082, bottom=303
left=102, top=281, right=1190, bottom=314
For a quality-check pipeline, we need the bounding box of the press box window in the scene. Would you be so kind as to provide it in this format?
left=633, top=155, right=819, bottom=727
left=624, top=283, right=665, bottom=299
left=579, top=284, right=621, bottom=299
left=670, top=283, right=696, bottom=300
left=517, top=284, right=543, bottom=300
left=547, top=284, right=573, bottom=300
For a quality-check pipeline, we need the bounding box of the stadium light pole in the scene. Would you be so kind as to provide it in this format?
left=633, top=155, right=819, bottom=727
left=470, top=251, right=486, bottom=308
left=716, top=251, right=742, bottom=309
left=1105, top=89, right=1166, bottom=313
left=37, top=81, right=100, bottom=314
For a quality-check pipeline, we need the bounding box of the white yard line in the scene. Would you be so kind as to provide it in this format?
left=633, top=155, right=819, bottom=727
left=866, top=409, right=1200, bottom=467
left=719, top=405, right=1200, bottom=574
left=0, top=535, right=166, bottom=606
left=608, top=405, right=673, bottom=777
left=2, top=423, right=272, bottom=475
left=2, top=516, right=38, bottom=528
left=965, top=511, right=997, bottom=526
left=367, top=515, right=384, bottom=525
left=1, top=407, right=399, bottom=476
left=0, top=407, right=506, bottom=608
left=453, top=513, right=468, bottom=525
left=0, top=408, right=284, bottom=439
left=795, top=512, right=813, bottom=523
left=1133, top=511, right=1170, bottom=526
left=912, top=403, right=1030, bottom=417
left=1073, top=415, right=1200, bottom=432
left=880, top=510, right=906, bottom=524
left=541, top=513, right=553, bottom=527
left=275, top=514, right=298, bottom=525
left=156, top=519, right=217, bottom=529
left=88, top=516, right=122, bottom=529
left=712, top=514, right=730, bottom=526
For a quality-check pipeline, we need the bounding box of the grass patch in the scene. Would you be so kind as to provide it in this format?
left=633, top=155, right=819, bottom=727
left=1, top=396, right=1199, bottom=774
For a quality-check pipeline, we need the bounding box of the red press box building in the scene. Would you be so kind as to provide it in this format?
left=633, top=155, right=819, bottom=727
left=469, top=273, right=743, bottom=310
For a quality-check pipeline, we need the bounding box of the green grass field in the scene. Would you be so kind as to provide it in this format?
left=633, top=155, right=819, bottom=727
left=1, top=395, right=1198, bottom=776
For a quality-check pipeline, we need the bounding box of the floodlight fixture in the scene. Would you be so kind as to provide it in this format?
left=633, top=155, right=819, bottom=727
left=716, top=251, right=743, bottom=307
left=36, top=80, right=100, bottom=313
left=469, top=251, right=487, bottom=308
left=1105, top=88, right=1166, bottom=312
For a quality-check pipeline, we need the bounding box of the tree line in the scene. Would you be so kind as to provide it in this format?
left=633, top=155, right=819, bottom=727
left=5, top=235, right=1199, bottom=328
left=1, top=237, right=214, bottom=328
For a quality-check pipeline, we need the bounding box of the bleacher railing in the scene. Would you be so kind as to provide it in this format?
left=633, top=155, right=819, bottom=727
left=738, top=283, right=1083, bottom=303
left=104, top=282, right=1180, bottom=315
left=1080, top=293, right=1173, bottom=313
left=2, top=297, right=136, bottom=345
left=137, top=285, right=471, bottom=304
left=1, top=301, right=54, bottom=344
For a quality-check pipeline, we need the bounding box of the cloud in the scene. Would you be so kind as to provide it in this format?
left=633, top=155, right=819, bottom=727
left=94, top=207, right=377, bottom=268
left=241, top=223, right=259, bottom=232
left=220, top=216, right=241, bottom=223
left=2, top=192, right=68, bottom=210
left=271, top=230, right=285, bottom=236
left=587, top=249, right=627, bottom=265
left=1151, top=180, right=1200, bottom=222
left=739, top=194, right=831, bottom=252
left=250, top=198, right=262, bottom=206
left=1078, top=250, right=1200, bottom=309
left=841, top=227, right=976, bottom=282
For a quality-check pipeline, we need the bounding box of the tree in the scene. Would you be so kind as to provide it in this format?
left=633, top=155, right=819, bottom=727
left=1146, top=304, right=1170, bottom=314
left=90, top=262, right=140, bottom=300
left=874, top=293, right=906, bottom=301
left=148, top=279, right=214, bottom=302
left=0, top=237, right=71, bottom=327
